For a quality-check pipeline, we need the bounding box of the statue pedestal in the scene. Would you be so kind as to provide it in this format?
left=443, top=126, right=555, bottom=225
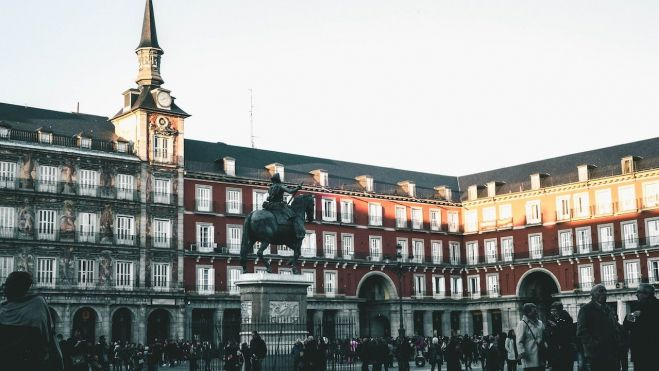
left=235, top=272, right=311, bottom=353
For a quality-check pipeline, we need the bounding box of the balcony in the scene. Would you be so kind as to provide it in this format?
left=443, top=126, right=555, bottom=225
left=153, top=191, right=172, bottom=204
left=152, top=237, right=171, bottom=248
left=301, top=247, right=316, bottom=258
left=479, top=220, right=496, bottom=232
left=560, top=246, right=573, bottom=256
left=369, top=216, right=383, bottom=227
left=76, top=231, right=98, bottom=243
left=322, top=211, right=337, bottom=222
left=468, top=291, right=481, bottom=299
left=37, top=229, right=58, bottom=241
left=525, top=216, right=542, bottom=226
left=556, top=210, right=571, bottom=222
left=340, top=212, right=353, bottom=224
left=395, top=219, right=407, bottom=229
left=116, top=187, right=137, bottom=201
left=342, top=250, right=354, bottom=260
left=410, top=255, right=424, bottom=264
left=599, top=241, right=615, bottom=252
left=579, top=281, right=594, bottom=291
left=367, top=252, right=382, bottom=262
left=228, top=242, right=241, bottom=254
left=497, top=218, right=513, bottom=230
left=502, top=253, right=513, bottom=262
left=189, top=243, right=217, bottom=253
left=529, top=248, right=543, bottom=259
left=32, top=277, right=175, bottom=292
left=411, top=220, right=423, bottom=230
left=226, top=202, right=243, bottom=215
left=449, top=257, right=461, bottom=266
left=430, top=221, right=441, bottom=231
left=485, top=254, right=497, bottom=264
left=431, top=255, right=442, bottom=264
left=601, top=280, right=617, bottom=289
left=324, top=250, right=336, bottom=259
left=576, top=243, right=592, bottom=254
left=1, top=127, right=134, bottom=154
left=488, top=287, right=500, bottom=298
left=195, top=199, right=213, bottom=213
left=450, top=291, right=462, bottom=299
left=433, top=291, right=445, bottom=299
left=36, top=180, right=58, bottom=193
left=0, top=177, right=18, bottom=190
left=625, top=277, right=641, bottom=288
left=78, top=184, right=98, bottom=197
left=0, top=226, right=16, bottom=239
left=115, top=234, right=136, bottom=246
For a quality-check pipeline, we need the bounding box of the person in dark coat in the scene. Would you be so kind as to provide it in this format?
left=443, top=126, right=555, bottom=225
left=445, top=336, right=462, bottom=371
left=249, top=331, right=267, bottom=371
left=427, top=337, right=443, bottom=371
left=546, top=301, right=576, bottom=371
left=356, top=338, right=371, bottom=371
left=577, top=284, right=620, bottom=371
left=484, top=336, right=501, bottom=371
left=623, top=283, right=659, bottom=371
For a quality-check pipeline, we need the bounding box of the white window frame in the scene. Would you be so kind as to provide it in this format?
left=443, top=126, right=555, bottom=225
left=450, top=276, right=463, bottom=298
left=38, top=165, right=58, bottom=193
left=467, top=275, right=480, bottom=298
left=411, top=207, right=423, bottom=229
left=621, top=221, right=638, bottom=249
left=618, top=185, right=637, bottom=212
left=449, top=241, right=460, bottom=265
left=323, top=232, right=337, bottom=258
left=78, top=212, right=97, bottom=243
left=624, top=260, right=641, bottom=288
left=600, top=262, right=617, bottom=289
left=39, top=131, right=52, bottom=144
left=648, top=259, right=659, bottom=284
left=38, top=209, right=57, bottom=240
left=431, top=240, right=442, bottom=264
left=526, top=200, right=541, bottom=224
left=152, top=263, right=170, bottom=290
left=226, top=188, right=242, bottom=214
left=645, top=217, right=659, bottom=247
left=78, top=169, right=99, bottom=197
left=303, top=269, right=316, bottom=297
left=369, top=236, right=382, bottom=261
left=447, top=212, right=459, bottom=233
left=153, top=219, right=171, bottom=248
left=482, top=206, right=496, bottom=224
left=486, top=274, right=499, bottom=297
left=0, top=206, right=15, bottom=238
left=559, top=229, right=573, bottom=256
left=0, top=161, right=17, bottom=189
left=595, top=188, right=612, bottom=215
left=501, top=237, right=514, bottom=262
left=301, top=231, right=317, bottom=257
left=643, top=182, right=659, bottom=208
left=116, top=174, right=135, bottom=201
left=116, top=215, right=135, bottom=245
left=153, top=178, right=171, bottom=204
left=153, top=135, right=172, bottom=163
left=573, top=192, right=590, bottom=218
left=466, top=241, right=478, bottom=265
left=195, top=185, right=212, bottom=212
left=368, top=203, right=382, bottom=226
left=556, top=195, right=571, bottom=221
left=464, top=210, right=478, bottom=233
left=227, top=225, right=242, bottom=253
left=36, top=257, right=56, bottom=288
left=529, top=233, right=543, bottom=259
left=484, top=239, right=497, bottom=263
left=430, top=209, right=441, bottom=231
left=575, top=227, right=592, bottom=254
left=196, top=223, right=215, bottom=252
left=322, top=198, right=337, bottom=222
left=499, top=204, right=512, bottom=224
left=412, top=239, right=424, bottom=263
left=397, top=238, right=408, bottom=261
left=227, top=267, right=242, bottom=295
left=579, top=264, right=594, bottom=291
left=77, top=259, right=96, bottom=288
left=432, top=275, right=445, bottom=298
left=341, top=233, right=354, bottom=259
left=395, top=206, right=407, bottom=228
left=114, top=261, right=134, bottom=289
left=414, top=274, right=426, bottom=298
left=340, top=199, right=353, bottom=223
left=0, top=256, right=14, bottom=281
left=196, top=266, right=215, bottom=295
left=324, top=270, right=337, bottom=297
left=598, top=224, right=615, bottom=252
left=252, top=190, right=267, bottom=211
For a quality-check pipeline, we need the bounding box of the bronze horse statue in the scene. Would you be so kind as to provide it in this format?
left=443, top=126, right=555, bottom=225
left=240, top=194, right=315, bottom=274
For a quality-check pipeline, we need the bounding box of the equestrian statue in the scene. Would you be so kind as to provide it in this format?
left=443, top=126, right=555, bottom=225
left=240, top=173, right=315, bottom=274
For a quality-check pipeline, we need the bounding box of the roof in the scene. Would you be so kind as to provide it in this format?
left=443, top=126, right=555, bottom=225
left=184, top=139, right=461, bottom=201
left=111, top=87, right=189, bottom=119
left=0, top=102, right=116, bottom=141
left=137, top=0, right=160, bottom=50
left=458, top=137, right=659, bottom=199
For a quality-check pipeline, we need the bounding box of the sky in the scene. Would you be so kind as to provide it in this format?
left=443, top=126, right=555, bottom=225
left=2, top=0, right=659, bottom=176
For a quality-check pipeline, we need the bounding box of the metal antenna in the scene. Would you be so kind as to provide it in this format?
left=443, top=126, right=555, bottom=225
left=249, top=89, right=255, bottom=148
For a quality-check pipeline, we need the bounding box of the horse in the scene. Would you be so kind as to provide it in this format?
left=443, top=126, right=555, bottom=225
left=240, top=193, right=315, bottom=274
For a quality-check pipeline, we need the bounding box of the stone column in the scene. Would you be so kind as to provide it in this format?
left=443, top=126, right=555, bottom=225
left=214, top=308, right=223, bottom=345
left=617, top=300, right=627, bottom=324
left=462, top=310, right=473, bottom=335
left=184, top=305, right=193, bottom=341
left=136, top=307, right=147, bottom=345
left=390, top=306, right=401, bottom=337
left=350, top=309, right=360, bottom=338
left=501, top=307, right=511, bottom=333
left=100, top=305, right=111, bottom=339
left=423, top=310, right=433, bottom=337
left=62, top=303, right=72, bottom=338
left=441, top=311, right=451, bottom=336
left=482, top=309, right=491, bottom=336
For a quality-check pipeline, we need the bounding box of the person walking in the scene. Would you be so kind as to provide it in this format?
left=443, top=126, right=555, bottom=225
left=623, top=283, right=659, bottom=371
left=515, top=303, right=546, bottom=371
left=428, top=337, right=443, bottom=371
left=546, top=302, right=576, bottom=371
left=504, top=329, right=518, bottom=371
left=577, top=284, right=620, bottom=371
left=484, top=335, right=501, bottom=371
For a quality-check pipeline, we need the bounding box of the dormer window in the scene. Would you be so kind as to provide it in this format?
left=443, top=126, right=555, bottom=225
left=310, top=169, right=328, bottom=187
left=266, top=163, right=285, bottom=181
left=578, top=164, right=596, bottom=182
left=0, top=126, right=9, bottom=139
left=487, top=182, right=496, bottom=197
left=224, top=157, right=235, bottom=176
left=621, top=156, right=640, bottom=175
left=435, top=186, right=452, bottom=201
left=356, top=175, right=374, bottom=192
left=468, top=185, right=478, bottom=201
left=38, top=131, right=52, bottom=144
left=79, top=137, right=92, bottom=149
left=398, top=180, right=416, bottom=197
left=116, top=141, right=128, bottom=153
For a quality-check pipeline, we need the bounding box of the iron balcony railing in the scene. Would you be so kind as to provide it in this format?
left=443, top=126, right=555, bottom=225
left=10, top=179, right=139, bottom=201
left=31, top=277, right=180, bottom=292
left=0, top=127, right=134, bottom=154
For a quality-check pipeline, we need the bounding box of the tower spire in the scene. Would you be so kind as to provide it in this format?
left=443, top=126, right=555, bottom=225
left=135, top=0, right=164, bottom=86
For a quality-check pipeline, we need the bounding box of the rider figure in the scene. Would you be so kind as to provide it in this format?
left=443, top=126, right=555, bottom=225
left=263, top=173, right=305, bottom=239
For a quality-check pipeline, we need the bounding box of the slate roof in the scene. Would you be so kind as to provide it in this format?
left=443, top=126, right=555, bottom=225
left=457, top=137, right=659, bottom=199
left=184, top=139, right=460, bottom=201
left=111, top=87, right=189, bottom=120
left=137, top=0, right=160, bottom=50
left=0, top=102, right=117, bottom=141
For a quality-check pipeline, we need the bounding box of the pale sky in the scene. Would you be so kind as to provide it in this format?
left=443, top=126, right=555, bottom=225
left=2, top=0, right=659, bottom=176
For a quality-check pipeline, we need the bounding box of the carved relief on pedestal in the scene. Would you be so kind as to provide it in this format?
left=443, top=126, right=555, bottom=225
left=241, top=301, right=253, bottom=322
left=269, top=301, right=299, bottom=322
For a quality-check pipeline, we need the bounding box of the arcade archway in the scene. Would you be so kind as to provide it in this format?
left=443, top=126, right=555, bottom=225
left=112, top=308, right=134, bottom=343
left=517, top=269, right=560, bottom=320
left=72, top=307, right=98, bottom=342
left=147, top=309, right=171, bottom=343
left=357, top=272, right=397, bottom=337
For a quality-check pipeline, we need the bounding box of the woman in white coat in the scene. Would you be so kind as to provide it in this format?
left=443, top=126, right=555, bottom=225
left=504, top=329, right=518, bottom=371
left=515, top=303, right=546, bottom=371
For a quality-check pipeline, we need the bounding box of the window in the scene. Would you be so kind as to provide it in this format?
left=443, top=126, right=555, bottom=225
left=487, top=274, right=499, bottom=297
left=573, top=193, right=590, bottom=218
left=38, top=210, right=56, bottom=240
left=36, top=257, right=56, bottom=288
left=78, top=169, right=99, bottom=196
left=324, top=232, right=336, bottom=258
left=195, top=186, right=212, bottom=212
left=79, top=137, right=92, bottom=149
left=531, top=174, right=541, bottom=190
left=411, top=208, right=423, bottom=229
left=369, top=236, right=382, bottom=261
left=0, top=256, right=13, bottom=281
left=482, top=207, right=496, bottom=224
left=253, top=190, right=267, bottom=211
left=466, top=241, right=478, bottom=265
left=115, top=142, right=128, bottom=153
left=625, top=261, right=641, bottom=287
left=397, top=238, right=408, bottom=261
left=273, top=165, right=285, bottom=181
left=341, top=234, right=354, bottom=259
left=596, top=189, right=612, bottom=215
left=468, top=186, right=478, bottom=201
left=78, top=212, right=96, bottom=242
left=432, top=275, right=445, bottom=298
left=430, top=210, right=441, bottom=231
left=0, top=126, right=9, bottom=138
left=649, top=260, right=659, bottom=283
left=447, top=212, right=459, bottom=233
left=576, top=227, right=592, bottom=254
left=303, top=270, right=315, bottom=297
left=559, top=230, right=573, bottom=256
left=450, top=276, right=463, bottom=298
left=579, top=265, right=594, bottom=290
left=501, top=237, right=514, bottom=262
left=153, top=219, right=171, bottom=248
left=449, top=241, right=460, bottom=265
left=526, top=200, right=541, bottom=224
left=412, top=240, right=424, bottom=263
left=644, top=182, right=659, bottom=208
left=621, top=221, right=638, bottom=249
left=0, top=161, right=17, bottom=189
left=368, top=203, right=382, bottom=226
left=301, top=231, right=317, bottom=257
left=340, top=200, right=353, bottom=223
left=598, top=224, right=615, bottom=252
left=153, top=135, right=171, bottom=162
left=324, top=271, right=337, bottom=296
left=196, top=266, right=215, bottom=294
left=414, top=275, right=426, bottom=297
left=601, top=263, right=616, bottom=288
left=0, top=207, right=15, bottom=238
left=618, top=185, right=636, bottom=212
left=77, top=259, right=95, bottom=287
left=322, top=198, right=337, bottom=221
left=228, top=267, right=242, bottom=295
left=431, top=241, right=442, bottom=263
left=116, top=174, right=135, bottom=201
left=484, top=239, right=497, bottom=263
left=38, top=165, right=57, bottom=193
left=529, top=234, right=543, bottom=259
left=196, top=224, right=215, bottom=252
left=318, top=171, right=328, bottom=187
left=152, top=263, right=170, bottom=290
left=464, top=210, right=477, bottom=233
left=556, top=196, right=570, bottom=221
left=226, top=189, right=242, bottom=214
left=578, top=165, right=589, bottom=182
left=227, top=225, right=242, bottom=253
left=468, top=275, right=480, bottom=298
left=153, top=178, right=171, bottom=204
left=224, top=158, right=235, bottom=176
left=115, top=261, right=133, bottom=289
left=395, top=206, right=407, bottom=228
left=38, top=131, right=52, bottom=144
left=116, top=216, right=135, bottom=245
left=646, top=218, right=659, bottom=246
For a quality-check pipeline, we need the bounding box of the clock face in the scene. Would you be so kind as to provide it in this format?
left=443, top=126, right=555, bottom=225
left=157, top=91, right=172, bottom=108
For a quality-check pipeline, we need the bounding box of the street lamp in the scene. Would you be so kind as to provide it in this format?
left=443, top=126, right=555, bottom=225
left=396, top=243, right=413, bottom=339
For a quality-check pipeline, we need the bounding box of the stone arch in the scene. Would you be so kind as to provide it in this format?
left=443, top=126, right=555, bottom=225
left=147, top=308, right=173, bottom=343
left=111, top=307, right=135, bottom=343
left=516, top=268, right=561, bottom=320
left=356, top=271, right=398, bottom=300
left=516, top=268, right=561, bottom=298
left=49, top=306, right=62, bottom=336
left=72, top=306, right=100, bottom=342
